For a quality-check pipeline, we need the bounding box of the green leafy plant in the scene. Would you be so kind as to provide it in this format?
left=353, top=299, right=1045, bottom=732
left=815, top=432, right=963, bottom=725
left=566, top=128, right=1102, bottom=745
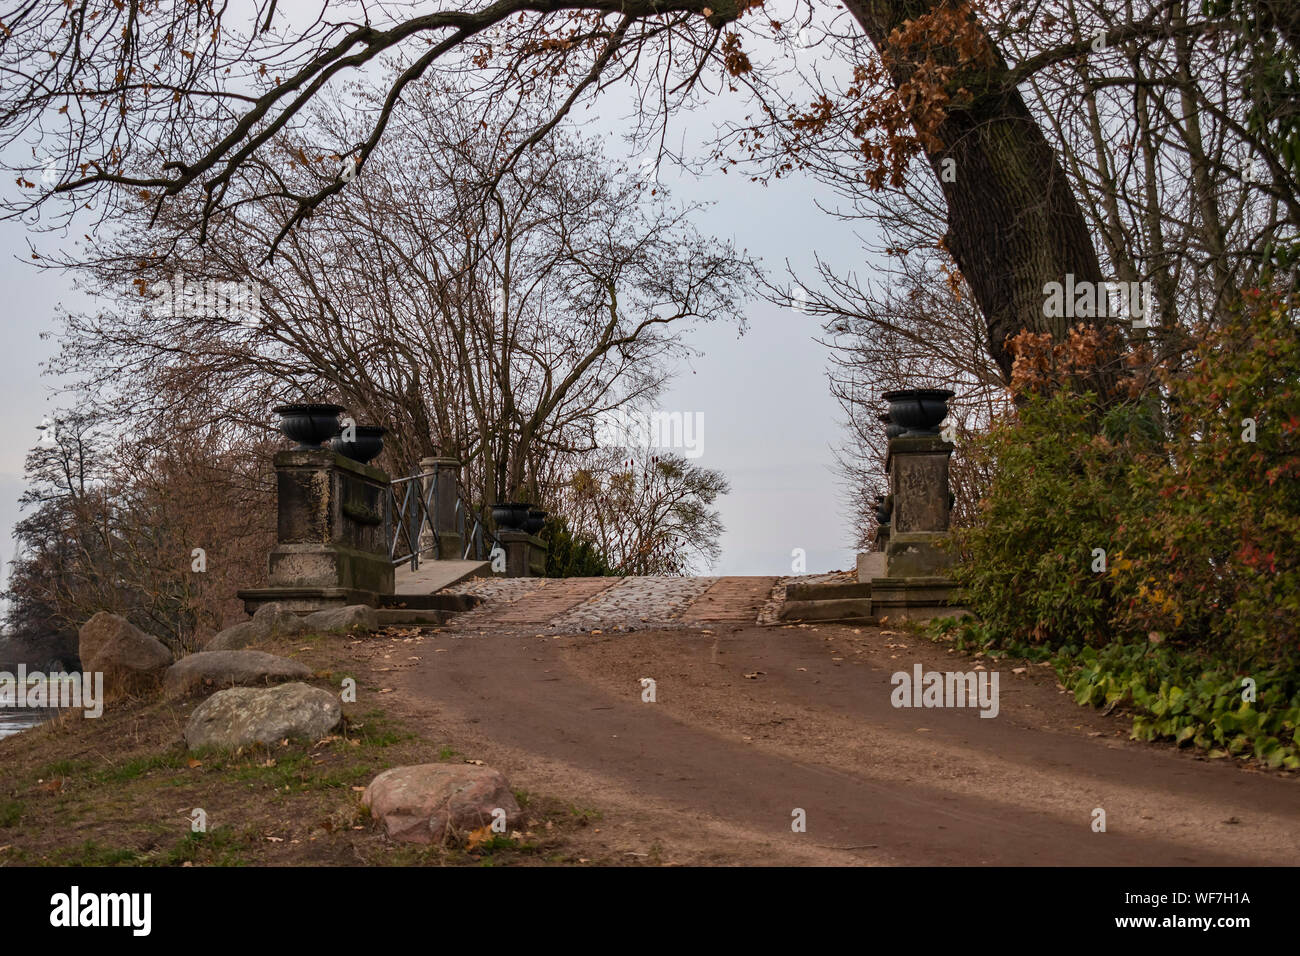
left=542, top=514, right=613, bottom=578
left=944, top=292, right=1300, bottom=765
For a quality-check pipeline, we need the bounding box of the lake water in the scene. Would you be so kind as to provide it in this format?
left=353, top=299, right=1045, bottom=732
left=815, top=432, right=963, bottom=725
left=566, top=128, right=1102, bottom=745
left=0, top=708, right=54, bottom=740
left=0, top=685, right=59, bottom=739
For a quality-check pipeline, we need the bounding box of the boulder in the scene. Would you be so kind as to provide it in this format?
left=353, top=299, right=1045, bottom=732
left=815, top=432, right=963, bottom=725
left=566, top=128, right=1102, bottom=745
left=363, top=764, right=522, bottom=845
left=253, top=602, right=310, bottom=636
left=204, top=621, right=264, bottom=652
left=77, top=612, right=173, bottom=696
left=205, top=603, right=308, bottom=652
left=184, top=682, right=340, bottom=750
left=163, top=650, right=312, bottom=699
left=304, top=604, right=378, bottom=634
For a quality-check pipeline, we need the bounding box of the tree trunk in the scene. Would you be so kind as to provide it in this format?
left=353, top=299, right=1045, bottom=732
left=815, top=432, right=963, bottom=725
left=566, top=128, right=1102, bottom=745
left=843, top=0, right=1119, bottom=386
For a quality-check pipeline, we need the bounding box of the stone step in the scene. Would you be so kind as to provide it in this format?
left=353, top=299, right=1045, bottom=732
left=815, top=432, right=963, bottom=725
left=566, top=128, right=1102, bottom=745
left=784, top=580, right=874, bottom=602
left=777, top=597, right=877, bottom=624
left=373, top=608, right=454, bottom=627
left=377, top=592, right=479, bottom=612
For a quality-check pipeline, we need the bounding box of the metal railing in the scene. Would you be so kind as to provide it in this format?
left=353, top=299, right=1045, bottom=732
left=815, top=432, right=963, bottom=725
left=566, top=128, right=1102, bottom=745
left=383, top=468, right=439, bottom=571
left=383, top=467, right=505, bottom=569
left=456, top=499, right=502, bottom=563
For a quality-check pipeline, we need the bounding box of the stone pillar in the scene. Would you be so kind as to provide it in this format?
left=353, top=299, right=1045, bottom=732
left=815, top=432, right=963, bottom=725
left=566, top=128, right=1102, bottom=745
left=496, top=530, right=548, bottom=578
left=883, top=434, right=955, bottom=578
left=239, top=448, right=393, bottom=613
left=418, top=456, right=463, bottom=560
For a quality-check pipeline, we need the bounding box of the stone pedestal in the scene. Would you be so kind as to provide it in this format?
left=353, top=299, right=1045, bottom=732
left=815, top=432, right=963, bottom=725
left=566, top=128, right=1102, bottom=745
left=865, top=432, right=962, bottom=620
left=884, top=434, right=953, bottom=579
left=239, top=449, right=393, bottom=613
left=419, top=456, right=463, bottom=560
left=857, top=551, right=887, bottom=582
left=496, top=530, right=547, bottom=578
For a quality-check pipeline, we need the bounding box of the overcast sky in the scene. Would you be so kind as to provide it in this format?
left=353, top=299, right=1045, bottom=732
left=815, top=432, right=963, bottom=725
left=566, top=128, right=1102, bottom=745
left=0, top=11, right=887, bottom=586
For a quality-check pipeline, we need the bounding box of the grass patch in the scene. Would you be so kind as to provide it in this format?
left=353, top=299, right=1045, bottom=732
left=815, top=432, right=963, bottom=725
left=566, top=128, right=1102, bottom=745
left=161, top=827, right=253, bottom=867
left=0, top=798, right=22, bottom=828
left=34, top=758, right=91, bottom=780
left=347, top=710, right=416, bottom=748
left=94, top=751, right=192, bottom=784
left=49, top=840, right=145, bottom=867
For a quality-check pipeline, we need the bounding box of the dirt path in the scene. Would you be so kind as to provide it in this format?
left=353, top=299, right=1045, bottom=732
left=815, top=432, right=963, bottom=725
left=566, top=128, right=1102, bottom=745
left=393, top=579, right=1300, bottom=866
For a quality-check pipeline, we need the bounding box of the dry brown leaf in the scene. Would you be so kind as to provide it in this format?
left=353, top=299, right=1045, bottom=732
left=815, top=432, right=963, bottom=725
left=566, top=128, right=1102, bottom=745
left=465, top=824, right=494, bottom=851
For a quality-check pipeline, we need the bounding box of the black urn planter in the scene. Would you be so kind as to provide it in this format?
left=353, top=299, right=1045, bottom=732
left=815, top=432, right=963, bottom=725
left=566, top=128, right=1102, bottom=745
left=332, top=425, right=387, bottom=465
left=490, top=502, right=532, bottom=532
left=273, top=403, right=345, bottom=449
left=877, top=412, right=904, bottom=440
left=523, top=508, right=548, bottom=535
left=881, top=389, right=955, bottom=436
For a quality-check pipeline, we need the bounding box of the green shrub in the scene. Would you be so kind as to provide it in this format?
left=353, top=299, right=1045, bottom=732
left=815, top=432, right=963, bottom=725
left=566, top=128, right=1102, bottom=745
left=953, top=293, right=1300, bottom=667
left=1114, top=294, right=1300, bottom=666
left=944, top=292, right=1300, bottom=764
left=542, top=514, right=613, bottom=578
left=947, top=386, right=1149, bottom=649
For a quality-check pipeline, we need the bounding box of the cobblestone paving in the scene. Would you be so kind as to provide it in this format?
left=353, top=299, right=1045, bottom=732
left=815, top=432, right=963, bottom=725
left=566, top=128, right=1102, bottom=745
left=444, top=577, right=549, bottom=604
left=442, top=571, right=851, bottom=632
left=548, top=576, right=718, bottom=631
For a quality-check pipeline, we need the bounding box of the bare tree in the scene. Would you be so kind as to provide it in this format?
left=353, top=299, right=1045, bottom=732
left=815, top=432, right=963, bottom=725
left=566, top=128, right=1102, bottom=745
left=556, top=449, right=730, bottom=574
left=45, top=80, right=757, bottom=525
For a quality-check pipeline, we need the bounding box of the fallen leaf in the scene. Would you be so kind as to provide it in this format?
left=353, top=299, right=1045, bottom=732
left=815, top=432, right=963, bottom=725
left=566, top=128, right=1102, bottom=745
left=187, top=758, right=202, bottom=768
left=465, top=824, right=494, bottom=851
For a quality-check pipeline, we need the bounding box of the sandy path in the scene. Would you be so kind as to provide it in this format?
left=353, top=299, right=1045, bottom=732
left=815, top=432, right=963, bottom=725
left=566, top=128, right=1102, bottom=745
left=392, top=620, right=1300, bottom=866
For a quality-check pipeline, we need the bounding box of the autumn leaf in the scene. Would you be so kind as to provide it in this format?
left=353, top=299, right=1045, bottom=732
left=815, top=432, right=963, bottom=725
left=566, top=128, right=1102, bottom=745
left=465, top=824, right=494, bottom=851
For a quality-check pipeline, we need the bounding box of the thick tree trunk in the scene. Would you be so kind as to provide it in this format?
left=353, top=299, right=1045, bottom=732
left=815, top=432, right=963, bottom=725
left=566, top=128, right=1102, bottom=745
left=843, top=0, right=1117, bottom=385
